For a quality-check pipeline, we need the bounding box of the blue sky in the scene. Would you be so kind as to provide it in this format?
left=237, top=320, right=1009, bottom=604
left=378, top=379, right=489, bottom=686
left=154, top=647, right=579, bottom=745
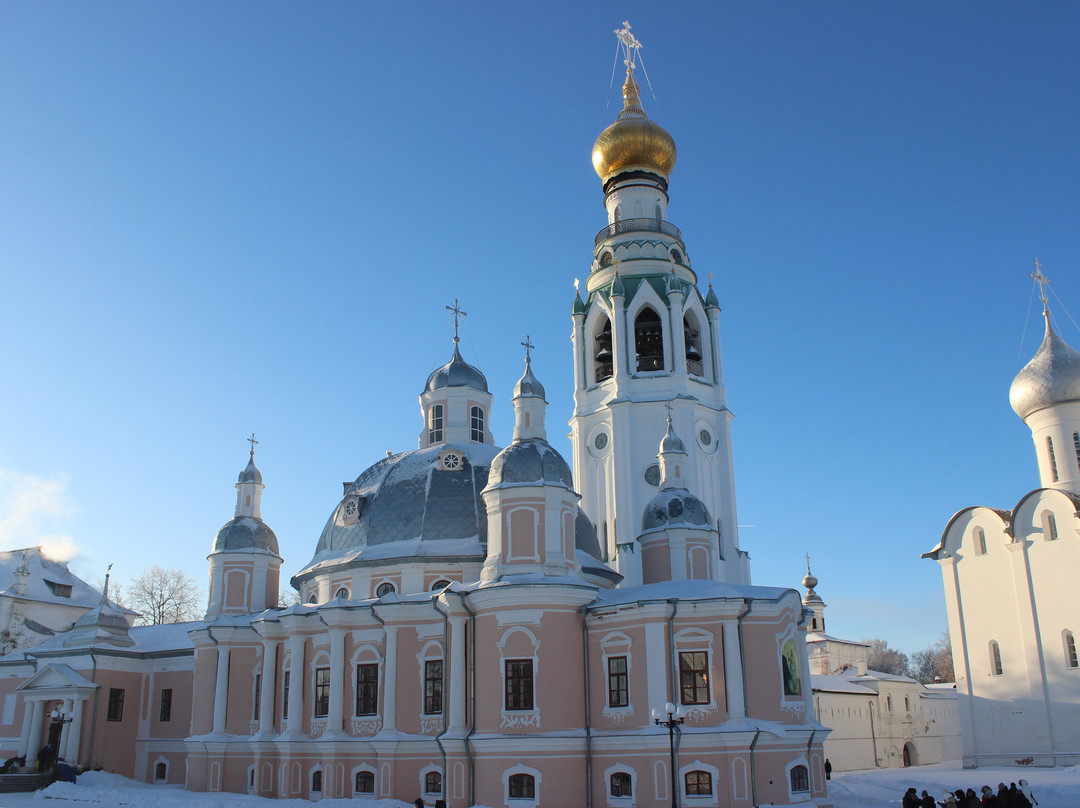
left=1, top=2, right=1078, bottom=654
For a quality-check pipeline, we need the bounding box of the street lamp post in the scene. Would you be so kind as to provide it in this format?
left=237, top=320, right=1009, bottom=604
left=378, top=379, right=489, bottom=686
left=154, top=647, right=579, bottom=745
left=652, top=702, right=687, bottom=808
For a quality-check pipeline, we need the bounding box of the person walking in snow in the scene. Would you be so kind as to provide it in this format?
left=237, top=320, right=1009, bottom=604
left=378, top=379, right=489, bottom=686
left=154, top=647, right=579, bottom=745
left=1018, top=779, right=1037, bottom=806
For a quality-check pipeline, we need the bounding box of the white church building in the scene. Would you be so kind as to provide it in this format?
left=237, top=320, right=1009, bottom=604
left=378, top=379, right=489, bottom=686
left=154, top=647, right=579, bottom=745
left=924, top=272, right=1080, bottom=768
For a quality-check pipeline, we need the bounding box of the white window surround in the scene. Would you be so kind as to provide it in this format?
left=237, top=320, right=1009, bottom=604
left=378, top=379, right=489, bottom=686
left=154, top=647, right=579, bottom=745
left=309, top=763, right=324, bottom=798
left=775, top=624, right=805, bottom=714
left=679, top=760, right=719, bottom=808
left=420, top=763, right=444, bottom=797
left=604, top=762, right=637, bottom=808
left=674, top=628, right=717, bottom=717
left=498, top=627, right=540, bottom=729
left=416, top=640, right=444, bottom=730
left=153, top=756, right=169, bottom=783
left=506, top=507, right=541, bottom=562
left=351, top=765, right=376, bottom=795
left=503, top=763, right=541, bottom=807
left=350, top=645, right=383, bottom=729
left=600, top=631, right=634, bottom=722
left=785, top=757, right=810, bottom=799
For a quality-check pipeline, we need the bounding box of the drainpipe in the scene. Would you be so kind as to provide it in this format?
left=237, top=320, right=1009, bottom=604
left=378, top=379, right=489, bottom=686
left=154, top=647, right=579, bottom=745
left=433, top=597, right=450, bottom=804
left=749, top=728, right=761, bottom=808
left=461, top=593, right=477, bottom=808
left=85, top=651, right=99, bottom=769
left=736, top=598, right=751, bottom=716
left=869, top=701, right=879, bottom=767
left=580, top=604, right=592, bottom=808
left=805, top=728, right=817, bottom=792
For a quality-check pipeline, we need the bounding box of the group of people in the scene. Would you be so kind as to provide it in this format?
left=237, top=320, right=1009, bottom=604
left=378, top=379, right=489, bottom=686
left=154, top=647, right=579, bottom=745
left=902, top=781, right=1038, bottom=808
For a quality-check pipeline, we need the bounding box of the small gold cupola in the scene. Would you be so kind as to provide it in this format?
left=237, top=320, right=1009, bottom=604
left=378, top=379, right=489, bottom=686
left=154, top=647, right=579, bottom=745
left=592, top=22, right=677, bottom=183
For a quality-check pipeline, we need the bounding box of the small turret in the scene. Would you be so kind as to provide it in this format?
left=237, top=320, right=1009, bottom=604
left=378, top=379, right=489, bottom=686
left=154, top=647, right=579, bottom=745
left=802, top=556, right=826, bottom=633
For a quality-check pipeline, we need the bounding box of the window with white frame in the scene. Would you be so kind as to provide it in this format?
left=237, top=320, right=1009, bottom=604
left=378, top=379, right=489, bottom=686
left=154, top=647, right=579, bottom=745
left=470, top=406, right=485, bottom=443
left=505, top=659, right=534, bottom=711
left=990, top=640, right=1003, bottom=676
left=510, top=773, right=536, bottom=799
left=313, top=667, right=330, bottom=717
left=356, top=663, right=379, bottom=715
left=789, top=764, right=809, bottom=792
left=424, top=770, right=442, bottom=796
left=355, top=770, right=375, bottom=794
left=684, top=770, right=712, bottom=796
left=607, top=656, right=628, bottom=708
left=610, top=771, right=632, bottom=797
left=1046, top=512, right=1059, bottom=541
left=429, top=404, right=444, bottom=444
left=1048, top=436, right=1060, bottom=482
left=975, top=527, right=987, bottom=555
left=424, top=659, right=443, bottom=715
left=679, top=651, right=709, bottom=705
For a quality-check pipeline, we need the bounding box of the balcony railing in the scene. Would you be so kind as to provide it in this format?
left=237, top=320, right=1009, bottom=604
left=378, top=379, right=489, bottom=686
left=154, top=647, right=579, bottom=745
left=594, top=218, right=682, bottom=245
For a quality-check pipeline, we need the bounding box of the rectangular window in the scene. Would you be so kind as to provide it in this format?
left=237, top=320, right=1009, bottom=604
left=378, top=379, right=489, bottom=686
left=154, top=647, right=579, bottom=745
left=44, top=580, right=72, bottom=598
left=107, top=688, right=125, bottom=722
left=1074, top=432, right=1080, bottom=473
left=607, top=656, right=628, bottom=708
left=504, top=659, right=534, bottom=711
left=1048, top=436, right=1060, bottom=482
left=356, top=663, right=379, bottom=715
left=470, top=406, right=484, bottom=443
left=679, top=651, right=710, bottom=705
left=685, top=770, right=712, bottom=796
left=282, top=670, right=290, bottom=719
left=253, top=674, right=261, bottom=720
left=428, top=405, right=444, bottom=444
left=424, top=660, right=443, bottom=715
left=314, top=667, right=330, bottom=718
left=159, top=688, right=172, bottom=722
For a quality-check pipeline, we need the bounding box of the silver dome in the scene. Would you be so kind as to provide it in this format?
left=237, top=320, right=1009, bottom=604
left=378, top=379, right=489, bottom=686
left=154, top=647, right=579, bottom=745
left=213, top=516, right=279, bottom=554
left=1010, top=312, right=1080, bottom=419
left=659, top=416, right=685, bottom=454
left=312, top=442, right=501, bottom=560
left=238, top=457, right=262, bottom=484
left=513, top=359, right=546, bottom=400
left=641, top=489, right=712, bottom=532
left=424, top=344, right=489, bottom=394
left=487, top=440, right=573, bottom=489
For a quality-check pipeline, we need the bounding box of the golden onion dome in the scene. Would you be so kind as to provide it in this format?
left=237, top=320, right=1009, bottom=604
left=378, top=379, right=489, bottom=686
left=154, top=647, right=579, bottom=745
left=592, top=71, right=677, bottom=181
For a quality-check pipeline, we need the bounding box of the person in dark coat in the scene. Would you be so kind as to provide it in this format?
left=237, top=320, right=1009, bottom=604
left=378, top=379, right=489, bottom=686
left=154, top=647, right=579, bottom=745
left=36, top=745, right=54, bottom=772
left=965, top=788, right=982, bottom=808
left=1010, top=782, right=1032, bottom=808
left=824, top=758, right=832, bottom=780
left=998, top=782, right=1013, bottom=808
left=413, top=800, right=425, bottom=808
left=902, top=787, right=920, bottom=808
left=920, top=789, right=936, bottom=808
left=981, top=785, right=1002, bottom=807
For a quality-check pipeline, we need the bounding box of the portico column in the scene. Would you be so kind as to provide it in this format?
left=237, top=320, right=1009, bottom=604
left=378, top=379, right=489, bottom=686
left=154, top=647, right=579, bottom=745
left=18, top=700, right=34, bottom=758
left=449, top=614, right=467, bottom=732
left=64, top=699, right=84, bottom=764
left=258, top=639, right=277, bottom=734
left=327, top=628, right=346, bottom=735
left=27, top=701, right=44, bottom=764
left=286, top=635, right=305, bottom=734
left=213, top=645, right=231, bottom=735
left=56, top=698, right=74, bottom=759
left=382, top=626, right=398, bottom=731
left=722, top=620, right=745, bottom=720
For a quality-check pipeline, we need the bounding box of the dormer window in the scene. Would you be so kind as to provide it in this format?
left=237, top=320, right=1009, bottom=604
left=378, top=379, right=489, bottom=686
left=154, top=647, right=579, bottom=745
left=45, top=581, right=72, bottom=598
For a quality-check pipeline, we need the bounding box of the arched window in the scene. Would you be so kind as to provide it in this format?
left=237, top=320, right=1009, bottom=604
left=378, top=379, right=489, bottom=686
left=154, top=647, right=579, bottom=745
left=684, top=770, right=712, bottom=796
left=307, top=594, right=318, bottom=604
left=355, top=771, right=375, bottom=794
left=1047, top=436, right=1059, bottom=482
left=1045, top=512, right=1059, bottom=541
left=1064, top=630, right=1078, bottom=669
left=683, top=314, right=703, bottom=376
left=431, top=579, right=452, bottom=592
left=990, top=640, right=1003, bottom=676
left=594, top=319, right=613, bottom=382
left=634, top=308, right=664, bottom=371
left=429, top=404, right=444, bottom=444
left=600, top=250, right=613, bottom=267
left=975, top=527, right=987, bottom=555
left=425, top=771, right=442, bottom=795
left=376, top=582, right=395, bottom=597
left=671, top=248, right=682, bottom=263
left=789, top=764, right=809, bottom=792
left=509, top=773, right=535, bottom=799
left=471, top=406, right=485, bottom=443
left=610, top=771, right=632, bottom=797
left=155, top=762, right=167, bottom=781
left=335, top=587, right=349, bottom=600
left=311, top=770, right=322, bottom=793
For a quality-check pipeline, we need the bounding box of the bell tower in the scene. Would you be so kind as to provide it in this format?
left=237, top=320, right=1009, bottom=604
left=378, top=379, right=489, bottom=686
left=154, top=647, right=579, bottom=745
left=569, top=22, right=748, bottom=587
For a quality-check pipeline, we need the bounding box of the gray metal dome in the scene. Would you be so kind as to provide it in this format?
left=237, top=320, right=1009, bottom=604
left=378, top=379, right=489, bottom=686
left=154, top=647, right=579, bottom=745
left=311, top=442, right=501, bottom=562
left=487, top=440, right=573, bottom=489
left=238, top=457, right=262, bottom=484
left=1010, top=312, right=1080, bottom=420
left=575, top=510, right=603, bottom=559
left=424, top=344, right=489, bottom=394
left=513, top=358, right=546, bottom=400
left=213, top=516, right=279, bottom=554
left=641, top=489, right=712, bottom=532
left=659, top=416, right=685, bottom=454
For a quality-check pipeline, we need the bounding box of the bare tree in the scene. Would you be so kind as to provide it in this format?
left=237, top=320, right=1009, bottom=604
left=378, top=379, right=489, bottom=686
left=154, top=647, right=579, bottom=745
left=864, top=637, right=910, bottom=677
left=126, top=565, right=202, bottom=625
left=910, top=633, right=955, bottom=684
left=279, top=588, right=301, bottom=608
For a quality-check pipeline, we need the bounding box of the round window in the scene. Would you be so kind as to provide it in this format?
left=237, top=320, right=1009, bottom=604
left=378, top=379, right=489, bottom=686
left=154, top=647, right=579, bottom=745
left=344, top=499, right=357, bottom=516
left=699, top=429, right=712, bottom=446
left=376, top=582, right=396, bottom=597
left=442, top=452, right=462, bottom=470
left=594, top=432, right=609, bottom=450
left=644, top=464, right=661, bottom=487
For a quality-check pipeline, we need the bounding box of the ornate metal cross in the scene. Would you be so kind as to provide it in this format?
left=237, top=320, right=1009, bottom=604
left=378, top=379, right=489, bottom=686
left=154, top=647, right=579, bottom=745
left=1031, top=258, right=1050, bottom=308
left=614, top=21, right=642, bottom=72
left=521, top=335, right=534, bottom=361
left=248, top=432, right=259, bottom=458
left=446, top=299, right=467, bottom=342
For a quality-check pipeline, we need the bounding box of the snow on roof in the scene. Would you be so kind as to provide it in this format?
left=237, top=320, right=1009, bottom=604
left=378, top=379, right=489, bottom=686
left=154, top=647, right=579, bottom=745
left=806, top=631, right=870, bottom=647
left=594, top=579, right=795, bottom=606
left=811, top=673, right=877, bottom=695
left=0, top=547, right=104, bottom=608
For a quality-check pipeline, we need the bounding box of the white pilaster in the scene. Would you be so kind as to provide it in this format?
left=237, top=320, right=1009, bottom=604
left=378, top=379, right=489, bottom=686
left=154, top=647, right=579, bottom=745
left=326, top=628, right=346, bottom=736
left=213, top=646, right=231, bottom=735
left=259, top=640, right=277, bottom=735
left=18, top=700, right=33, bottom=758
left=286, top=635, right=305, bottom=734
left=27, top=701, right=43, bottom=765
left=382, top=626, right=398, bottom=731
left=64, top=699, right=84, bottom=764
left=449, top=614, right=467, bottom=732
left=722, top=620, right=745, bottom=720
left=57, top=698, right=73, bottom=759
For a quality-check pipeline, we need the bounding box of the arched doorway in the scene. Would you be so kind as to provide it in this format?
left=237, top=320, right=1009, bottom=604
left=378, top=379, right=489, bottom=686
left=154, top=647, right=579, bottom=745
left=902, top=741, right=918, bottom=767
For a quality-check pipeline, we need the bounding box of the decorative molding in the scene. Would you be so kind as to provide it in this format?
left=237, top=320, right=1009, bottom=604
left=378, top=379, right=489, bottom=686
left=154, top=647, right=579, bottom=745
left=309, top=719, right=327, bottom=738
left=496, top=610, right=543, bottom=628
left=420, top=716, right=444, bottom=735
left=602, top=705, right=635, bottom=726
left=500, top=711, right=541, bottom=729
left=350, top=717, right=382, bottom=736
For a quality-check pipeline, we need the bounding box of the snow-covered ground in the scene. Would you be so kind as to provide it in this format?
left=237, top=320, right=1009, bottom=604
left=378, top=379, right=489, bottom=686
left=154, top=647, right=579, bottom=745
left=828, top=760, right=1080, bottom=807
left=0, top=764, right=1075, bottom=807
